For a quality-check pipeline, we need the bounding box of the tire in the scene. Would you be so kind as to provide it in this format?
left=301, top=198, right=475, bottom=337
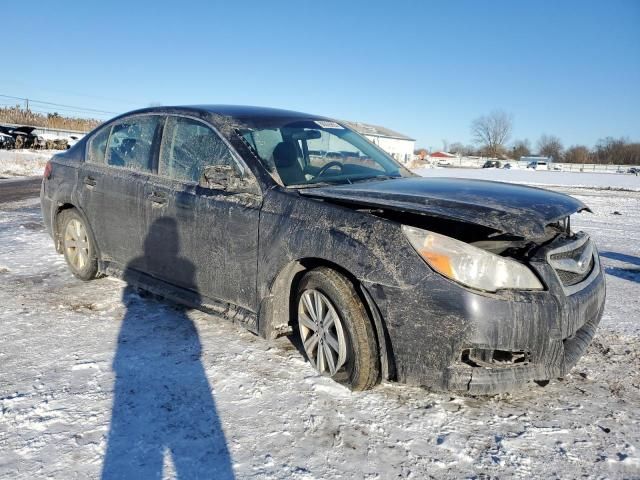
left=59, top=209, right=99, bottom=281
left=296, top=267, right=379, bottom=391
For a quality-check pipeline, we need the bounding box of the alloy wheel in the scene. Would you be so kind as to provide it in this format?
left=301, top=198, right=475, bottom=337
left=298, top=289, right=348, bottom=376
left=64, top=219, right=90, bottom=271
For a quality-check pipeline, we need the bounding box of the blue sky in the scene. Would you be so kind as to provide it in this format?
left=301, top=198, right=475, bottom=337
left=2, top=0, right=638, bottom=149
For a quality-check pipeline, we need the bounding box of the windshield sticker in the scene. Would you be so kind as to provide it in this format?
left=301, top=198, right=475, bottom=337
left=314, top=120, right=344, bottom=129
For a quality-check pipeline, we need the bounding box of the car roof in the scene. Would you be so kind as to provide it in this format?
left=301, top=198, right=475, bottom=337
left=123, top=104, right=328, bottom=122
left=194, top=105, right=326, bottom=120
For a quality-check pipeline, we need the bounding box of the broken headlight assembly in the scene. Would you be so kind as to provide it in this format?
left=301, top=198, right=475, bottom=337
left=402, top=225, right=544, bottom=293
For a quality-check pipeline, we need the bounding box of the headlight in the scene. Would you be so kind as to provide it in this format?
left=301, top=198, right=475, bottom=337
left=402, top=225, right=543, bottom=292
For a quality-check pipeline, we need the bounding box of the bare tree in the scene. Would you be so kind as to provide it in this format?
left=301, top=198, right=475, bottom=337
left=448, top=142, right=464, bottom=155
left=564, top=145, right=591, bottom=164
left=511, top=139, right=531, bottom=160
left=471, top=110, right=513, bottom=158
left=593, top=137, right=640, bottom=165
left=414, top=148, right=428, bottom=160
left=594, top=137, right=625, bottom=163
left=537, top=134, right=564, bottom=161
left=561, top=139, right=640, bottom=165
left=449, top=142, right=476, bottom=156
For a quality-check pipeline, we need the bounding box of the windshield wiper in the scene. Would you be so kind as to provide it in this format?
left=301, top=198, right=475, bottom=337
left=287, top=178, right=352, bottom=189
left=288, top=174, right=400, bottom=189
left=350, top=174, right=402, bottom=183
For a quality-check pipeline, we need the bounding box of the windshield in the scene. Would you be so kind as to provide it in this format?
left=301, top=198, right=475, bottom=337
left=238, top=119, right=413, bottom=187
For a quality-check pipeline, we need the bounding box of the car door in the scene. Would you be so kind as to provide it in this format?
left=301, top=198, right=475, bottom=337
left=142, top=115, right=261, bottom=312
left=78, top=115, right=162, bottom=268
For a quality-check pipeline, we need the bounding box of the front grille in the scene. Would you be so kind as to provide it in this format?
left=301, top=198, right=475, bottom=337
left=547, top=233, right=596, bottom=289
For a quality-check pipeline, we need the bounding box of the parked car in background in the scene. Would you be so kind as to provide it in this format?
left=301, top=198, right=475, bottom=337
left=0, top=132, right=15, bottom=149
left=502, top=163, right=512, bottom=169
left=41, top=133, right=70, bottom=150
left=67, top=135, right=82, bottom=148
left=41, top=105, right=606, bottom=394
left=0, top=125, right=45, bottom=149
left=324, top=151, right=344, bottom=160
left=11, top=126, right=44, bottom=149
left=627, top=167, right=639, bottom=176
left=527, top=160, right=549, bottom=170
left=482, top=160, right=502, bottom=168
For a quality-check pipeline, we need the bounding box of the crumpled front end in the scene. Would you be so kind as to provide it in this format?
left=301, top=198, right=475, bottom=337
left=446, top=237, right=605, bottom=394
left=365, top=231, right=606, bottom=394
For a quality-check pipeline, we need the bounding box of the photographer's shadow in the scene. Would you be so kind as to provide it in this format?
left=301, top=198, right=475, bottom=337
left=102, top=217, right=234, bottom=479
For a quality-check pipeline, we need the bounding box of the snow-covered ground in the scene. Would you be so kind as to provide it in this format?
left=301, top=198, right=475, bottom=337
left=0, top=150, right=54, bottom=178
left=414, top=166, right=640, bottom=191
left=1, top=187, right=639, bottom=478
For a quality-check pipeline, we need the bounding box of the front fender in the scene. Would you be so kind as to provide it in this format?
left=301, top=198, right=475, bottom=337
left=256, top=189, right=431, bottom=380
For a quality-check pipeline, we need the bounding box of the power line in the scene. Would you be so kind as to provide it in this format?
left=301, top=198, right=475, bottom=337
left=0, top=80, right=141, bottom=107
left=0, top=102, right=111, bottom=117
left=0, top=94, right=118, bottom=114
left=0, top=94, right=120, bottom=115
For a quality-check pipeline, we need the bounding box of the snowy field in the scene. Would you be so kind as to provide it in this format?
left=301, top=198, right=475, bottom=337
left=414, top=166, right=640, bottom=191
left=0, top=181, right=639, bottom=479
left=0, top=150, right=52, bottom=178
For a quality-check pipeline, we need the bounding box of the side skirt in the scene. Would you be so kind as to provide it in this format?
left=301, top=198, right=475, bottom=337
left=99, top=260, right=259, bottom=334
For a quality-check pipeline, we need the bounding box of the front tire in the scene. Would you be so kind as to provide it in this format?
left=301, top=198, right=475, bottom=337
left=60, top=209, right=99, bottom=281
left=296, top=267, right=379, bottom=391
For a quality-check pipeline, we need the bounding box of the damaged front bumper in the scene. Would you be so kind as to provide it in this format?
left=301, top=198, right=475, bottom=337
left=365, top=235, right=606, bottom=395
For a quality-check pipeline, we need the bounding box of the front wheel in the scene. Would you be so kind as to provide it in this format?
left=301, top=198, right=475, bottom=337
left=296, top=267, right=379, bottom=391
left=60, top=209, right=99, bottom=281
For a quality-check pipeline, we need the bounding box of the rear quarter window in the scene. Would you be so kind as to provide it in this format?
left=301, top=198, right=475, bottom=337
left=87, top=125, right=111, bottom=164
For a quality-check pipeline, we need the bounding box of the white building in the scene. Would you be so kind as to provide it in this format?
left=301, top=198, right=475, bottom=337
left=343, top=121, right=415, bottom=164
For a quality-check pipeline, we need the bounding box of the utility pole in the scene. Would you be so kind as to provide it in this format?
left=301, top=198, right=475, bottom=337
left=25, top=98, right=29, bottom=111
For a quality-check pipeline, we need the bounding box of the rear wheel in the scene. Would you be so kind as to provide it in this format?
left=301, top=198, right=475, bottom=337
left=296, top=267, right=379, bottom=391
left=60, top=209, right=99, bottom=281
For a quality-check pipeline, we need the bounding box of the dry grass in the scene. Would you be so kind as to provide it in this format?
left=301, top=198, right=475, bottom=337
left=0, top=106, right=100, bottom=132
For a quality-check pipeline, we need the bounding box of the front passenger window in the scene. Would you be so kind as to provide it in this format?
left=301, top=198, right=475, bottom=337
left=159, top=116, right=235, bottom=182
left=106, top=116, right=161, bottom=172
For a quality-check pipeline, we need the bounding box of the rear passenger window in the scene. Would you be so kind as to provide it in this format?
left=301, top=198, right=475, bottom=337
left=88, top=125, right=111, bottom=164
left=159, top=116, right=235, bottom=182
left=106, top=116, right=161, bottom=172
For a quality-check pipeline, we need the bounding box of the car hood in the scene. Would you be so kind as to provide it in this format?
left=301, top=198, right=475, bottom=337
left=299, top=177, right=590, bottom=239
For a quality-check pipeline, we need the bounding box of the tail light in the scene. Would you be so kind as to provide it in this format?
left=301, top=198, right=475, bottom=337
left=43, top=161, right=52, bottom=179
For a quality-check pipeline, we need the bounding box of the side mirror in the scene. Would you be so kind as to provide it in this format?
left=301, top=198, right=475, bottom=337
left=200, top=164, right=241, bottom=191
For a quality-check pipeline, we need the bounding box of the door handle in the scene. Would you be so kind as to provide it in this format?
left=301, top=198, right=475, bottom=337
left=83, top=176, right=97, bottom=187
left=148, top=192, right=167, bottom=205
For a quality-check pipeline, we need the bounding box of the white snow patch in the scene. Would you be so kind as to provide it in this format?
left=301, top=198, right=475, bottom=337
left=0, top=189, right=638, bottom=479
left=413, top=166, right=640, bottom=191
left=0, top=150, right=55, bottom=178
